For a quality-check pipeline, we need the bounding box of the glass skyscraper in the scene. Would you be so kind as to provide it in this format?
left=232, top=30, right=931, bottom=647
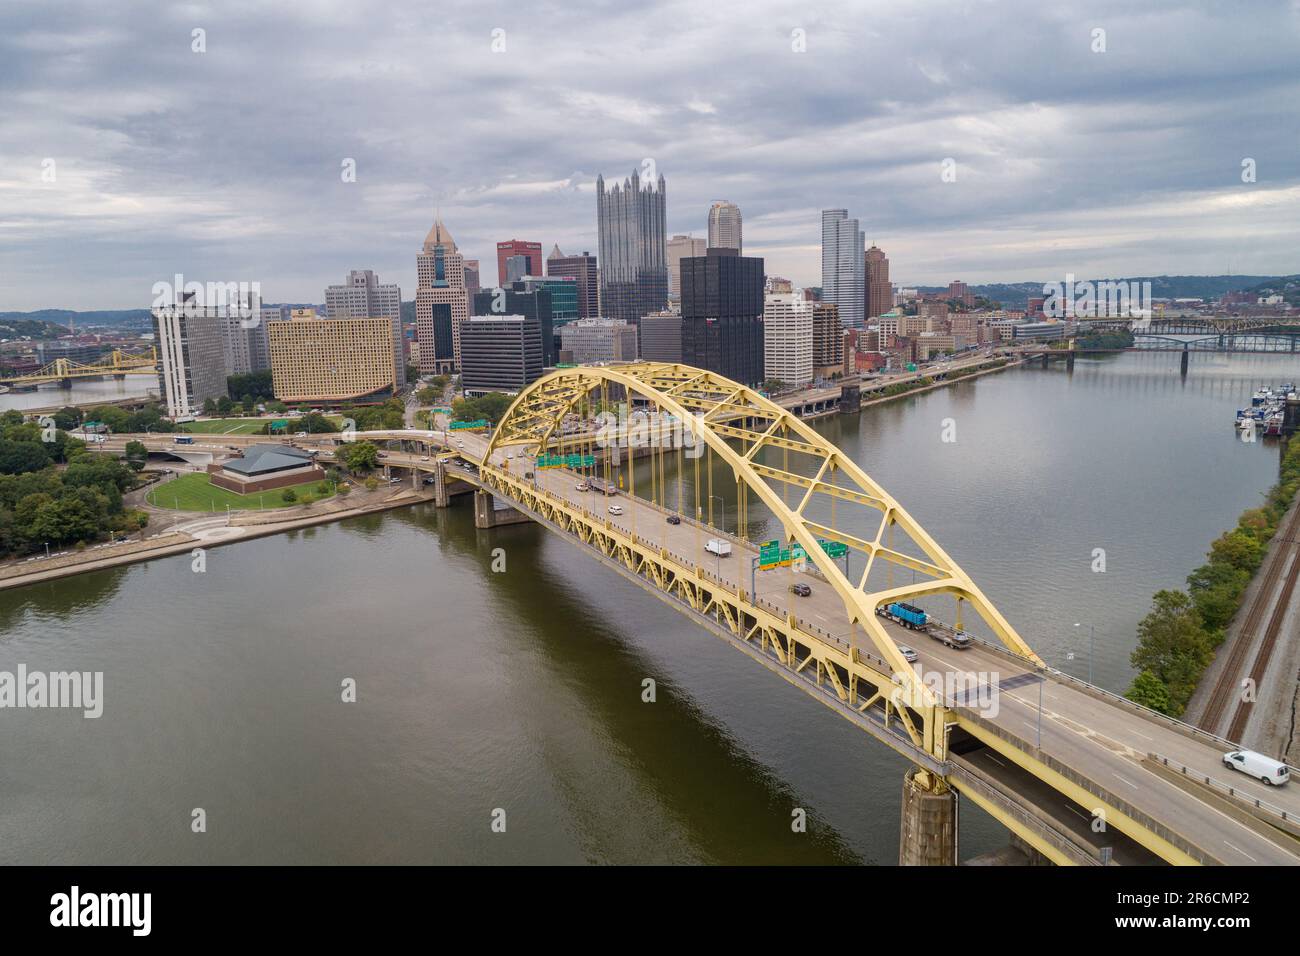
left=596, top=170, right=668, bottom=326
left=821, top=209, right=865, bottom=329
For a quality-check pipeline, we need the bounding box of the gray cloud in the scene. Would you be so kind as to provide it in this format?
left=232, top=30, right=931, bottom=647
left=1, top=0, right=1298, bottom=310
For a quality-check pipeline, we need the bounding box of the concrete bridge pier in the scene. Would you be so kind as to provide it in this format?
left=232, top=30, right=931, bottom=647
left=1040, top=354, right=1049, bottom=369
left=898, top=768, right=957, bottom=866
left=1065, top=351, right=1075, bottom=372
left=473, top=489, right=531, bottom=529
left=1180, top=345, right=1190, bottom=376
left=839, top=383, right=861, bottom=414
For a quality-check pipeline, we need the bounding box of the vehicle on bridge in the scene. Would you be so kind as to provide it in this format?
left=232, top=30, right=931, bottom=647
left=705, top=538, right=732, bottom=557
left=608, top=505, right=624, bottom=516
left=789, top=582, right=811, bottom=597
left=666, top=514, right=681, bottom=525
left=174, top=435, right=194, bottom=445
left=878, top=601, right=928, bottom=631
left=1223, top=750, right=1290, bottom=786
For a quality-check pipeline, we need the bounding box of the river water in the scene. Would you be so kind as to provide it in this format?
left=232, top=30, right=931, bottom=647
left=0, top=374, right=156, bottom=411
left=0, top=352, right=1294, bottom=864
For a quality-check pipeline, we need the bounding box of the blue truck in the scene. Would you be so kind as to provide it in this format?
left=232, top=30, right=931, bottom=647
left=878, top=601, right=929, bottom=631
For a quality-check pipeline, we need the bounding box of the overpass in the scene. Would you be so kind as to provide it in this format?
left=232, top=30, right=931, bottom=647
left=101, top=366, right=1300, bottom=864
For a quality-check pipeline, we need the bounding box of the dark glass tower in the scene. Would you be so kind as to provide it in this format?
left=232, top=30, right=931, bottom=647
left=472, top=285, right=555, bottom=367
left=596, top=170, right=668, bottom=326
left=680, top=248, right=765, bottom=385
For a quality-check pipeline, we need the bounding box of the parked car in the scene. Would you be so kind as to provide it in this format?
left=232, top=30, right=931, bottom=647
left=666, top=514, right=681, bottom=525
left=1223, top=750, right=1291, bottom=786
left=608, top=505, right=624, bottom=515
left=789, top=582, right=812, bottom=597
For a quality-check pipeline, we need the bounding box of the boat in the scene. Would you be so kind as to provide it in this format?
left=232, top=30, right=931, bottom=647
left=1265, top=413, right=1284, bottom=437
left=1252, top=387, right=1273, bottom=406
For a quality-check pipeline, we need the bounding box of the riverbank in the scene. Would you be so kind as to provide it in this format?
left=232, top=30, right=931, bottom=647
left=856, top=358, right=1018, bottom=411
left=0, top=482, right=437, bottom=592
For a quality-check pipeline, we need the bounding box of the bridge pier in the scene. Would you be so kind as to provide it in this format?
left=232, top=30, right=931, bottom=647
left=1040, top=354, right=1049, bottom=369
left=839, top=383, right=861, bottom=414
left=473, top=489, right=531, bottom=529
left=1065, top=351, right=1075, bottom=372
left=1180, top=346, right=1189, bottom=376
left=898, top=768, right=957, bottom=866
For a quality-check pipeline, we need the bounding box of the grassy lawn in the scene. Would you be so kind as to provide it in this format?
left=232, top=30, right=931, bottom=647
left=147, top=473, right=337, bottom=511
left=180, top=416, right=346, bottom=435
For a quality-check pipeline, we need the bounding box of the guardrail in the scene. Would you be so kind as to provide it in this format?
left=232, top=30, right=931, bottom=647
left=1148, top=752, right=1300, bottom=824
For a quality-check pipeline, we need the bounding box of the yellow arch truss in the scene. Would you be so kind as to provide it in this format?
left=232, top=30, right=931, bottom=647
left=485, top=362, right=1042, bottom=694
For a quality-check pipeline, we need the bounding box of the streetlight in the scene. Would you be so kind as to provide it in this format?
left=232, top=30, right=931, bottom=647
left=1074, top=622, right=1095, bottom=685
left=708, top=494, right=724, bottom=578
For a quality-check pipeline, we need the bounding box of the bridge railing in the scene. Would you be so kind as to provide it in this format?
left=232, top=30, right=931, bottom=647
left=1147, top=753, right=1300, bottom=825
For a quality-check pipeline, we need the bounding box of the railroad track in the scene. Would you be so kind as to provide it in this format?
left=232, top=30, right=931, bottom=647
left=1201, top=501, right=1300, bottom=736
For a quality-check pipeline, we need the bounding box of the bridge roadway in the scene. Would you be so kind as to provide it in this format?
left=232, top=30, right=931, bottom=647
left=107, top=427, right=1300, bottom=862
left=447, top=432, right=1300, bottom=865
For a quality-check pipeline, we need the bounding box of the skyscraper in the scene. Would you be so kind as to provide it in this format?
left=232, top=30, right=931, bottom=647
left=546, top=246, right=599, bottom=319
left=151, top=297, right=228, bottom=418
left=763, top=292, right=813, bottom=387
left=415, top=218, right=467, bottom=373
left=325, top=269, right=404, bottom=387
left=463, top=260, right=482, bottom=298
left=473, top=284, right=555, bottom=368
left=666, top=234, right=706, bottom=303
left=865, top=244, right=891, bottom=320
left=707, top=201, right=742, bottom=253
left=821, top=209, right=865, bottom=329
left=496, top=240, right=542, bottom=286
left=596, top=169, right=667, bottom=325
left=680, top=248, right=765, bottom=385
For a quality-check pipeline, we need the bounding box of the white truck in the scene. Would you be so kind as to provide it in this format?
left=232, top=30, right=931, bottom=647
left=1223, top=750, right=1291, bottom=786
left=705, top=539, right=732, bottom=557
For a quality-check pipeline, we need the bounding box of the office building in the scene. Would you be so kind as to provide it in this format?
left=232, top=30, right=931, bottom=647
left=596, top=170, right=668, bottom=325
left=667, top=234, right=706, bottom=303
left=821, top=209, right=865, bottom=329
left=559, top=317, right=638, bottom=364
left=640, top=311, right=682, bottom=362
left=464, top=260, right=482, bottom=298
left=473, top=284, right=555, bottom=367
left=680, top=248, right=764, bottom=385
left=812, top=302, right=843, bottom=378
left=325, top=269, right=404, bottom=387
left=415, top=217, right=468, bottom=373
left=151, top=299, right=229, bottom=417
left=865, top=244, right=891, bottom=319
left=516, top=276, right=578, bottom=325
left=458, top=314, right=543, bottom=397
left=947, top=280, right=975, bottom=308
left=268, top=315, right=398, bottom=403
left=763, top=293, right=814, bottom=387
left=496, top=240, right=543, bottom=286
left=707, top=201, right=742, bottom=253
left=546, top=247, right=599, bottom=319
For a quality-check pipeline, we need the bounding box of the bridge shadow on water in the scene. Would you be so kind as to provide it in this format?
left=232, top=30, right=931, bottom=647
left=403, top=498, right=872, bottom=865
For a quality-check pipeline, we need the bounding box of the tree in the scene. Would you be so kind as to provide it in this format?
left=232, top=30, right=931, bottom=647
left=1129, top=590, right=1213, bottom=716
left=52, top=406, right=82, bottom=431
left=336, top=441, right=379, bottom=473
left=216, top=396, right=234, bottom=416
left=1208, top=530, right=1264, bottom=574
left=124, top=440, right=148, bottom=473
left=280, top=488, right=297, bottom=503
left=364, top=477, right=379, bottom=491
left=1126, top=669, right=1172, bottom=715
left=0, top=440, right=51, bottom=475
left=203, top=397, right=218, bottom=416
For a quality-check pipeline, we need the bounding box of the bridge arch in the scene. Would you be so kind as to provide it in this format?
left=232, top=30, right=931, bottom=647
left=483, top=363, right=1042, bottom=688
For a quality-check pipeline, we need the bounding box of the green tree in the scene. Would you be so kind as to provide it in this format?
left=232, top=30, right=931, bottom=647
left=1126, top=669, right=1172, bottom=714
left=52, top=406, right=82, bottom=431
left=1129, top=590, right=1213, bottom=716
left=336, top=441, right=379, bottom=473
left=216, top=395, right=234, bottom=416
left=123, top=440, right=148, bottom=473
left=203, top=397, right=218, bottom=416
left=280, top=488, right=297, bottom=503
left=0, top=440, right=52, bottom=475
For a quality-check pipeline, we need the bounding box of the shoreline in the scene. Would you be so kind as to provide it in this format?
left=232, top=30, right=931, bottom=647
left=0, top=486, right=437, bottom=593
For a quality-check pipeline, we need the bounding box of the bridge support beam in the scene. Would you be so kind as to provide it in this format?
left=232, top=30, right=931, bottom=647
left=1180, top=346, right=1189, bottom=376
left=473, top=489, right=532, bottom=529
left=899, top=768, right=957, bottom=866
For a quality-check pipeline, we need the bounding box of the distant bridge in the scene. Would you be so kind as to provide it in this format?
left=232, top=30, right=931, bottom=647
left=0, top=348, right=158, bottom=386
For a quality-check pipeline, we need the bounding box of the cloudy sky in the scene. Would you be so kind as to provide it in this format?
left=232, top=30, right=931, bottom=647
left=2, top=0, right=1299, bottom=311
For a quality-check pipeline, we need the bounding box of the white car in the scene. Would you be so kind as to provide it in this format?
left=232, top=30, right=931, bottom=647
left=576, top=481, right=590, bottom=491
left=898, top=645, right=919, bottom=663
left=608, top=505, right=624, bottom=515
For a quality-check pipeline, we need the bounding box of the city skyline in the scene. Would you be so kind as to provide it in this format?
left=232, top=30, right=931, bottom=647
left=3, top=0, right=1298, bottom=311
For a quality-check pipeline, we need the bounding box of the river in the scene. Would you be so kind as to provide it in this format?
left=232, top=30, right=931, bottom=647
left=0, top=351, right=1294, bottom=864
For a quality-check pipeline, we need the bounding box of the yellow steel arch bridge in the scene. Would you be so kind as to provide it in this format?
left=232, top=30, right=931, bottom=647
left=437, top=362, right=1300, bottom=866
left=0, top=348, right=157, bottom=386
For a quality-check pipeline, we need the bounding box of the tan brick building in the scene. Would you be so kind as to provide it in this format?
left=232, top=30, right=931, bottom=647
left=269, top=315, right=397, bottom=403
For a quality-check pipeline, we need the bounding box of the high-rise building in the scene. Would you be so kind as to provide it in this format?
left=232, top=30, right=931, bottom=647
left=707, top=201, right=742, bottom=253
left=865, top=245, right=891, bottom=320
left=464, top=260, right=482, bottom=298
left=559, top=318, right=638, bottom=364
left=473, top=285, right=555, bottom=367
left=812, top=302, right=844, bottom=379
left=415, top=218, right=468, bottom=373
left=639, top=311, right=682, bottom=363
left=496, top=240, right=543, bottom=286
left=516, top=276, right=578, bottom=326
left=268, top=315, right=399, bottom=404
left=546, top=247, right=599, bottom=319
left=667, top=234, right=706, bottom=303
left=596, top=170, right=668, bottom=326
left=458, top=314, right=543, bottom=397
left=151, top=298, right=228, bottom=417
left=219, top=315, right=265, bottom=376
left=821, top=209, right=865, bottom=329
left=325, top=269, right=404, bottom=387
left=763, top=293, right=813, bottom=387
left=680, top=248, right=764, bottom=385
